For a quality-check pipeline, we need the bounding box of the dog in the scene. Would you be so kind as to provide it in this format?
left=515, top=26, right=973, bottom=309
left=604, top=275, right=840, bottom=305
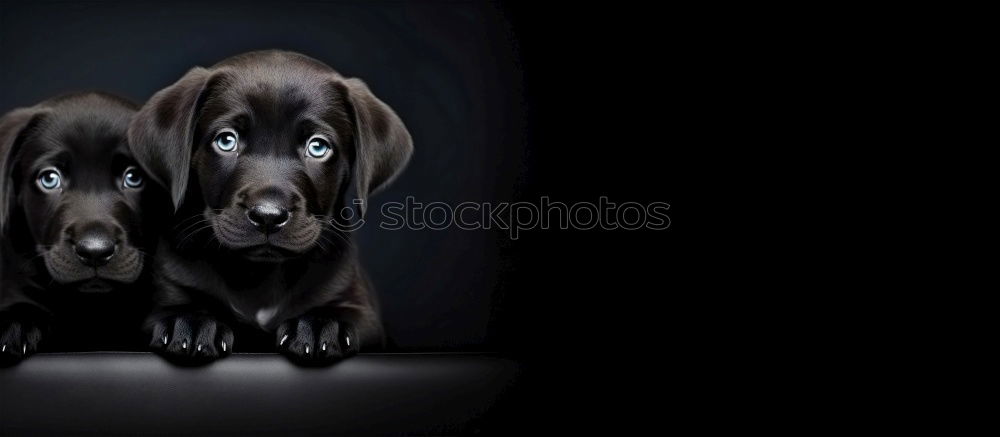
left=0, top=92, right=160, bottom=364
left=128, top=50, right=412, bottom=365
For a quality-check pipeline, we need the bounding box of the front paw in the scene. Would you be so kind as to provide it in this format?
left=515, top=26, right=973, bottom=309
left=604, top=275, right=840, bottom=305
left=0, top=316, right=43, bottom=366
left=149, top=313, right=233, bottom=365
left=277, top=315, right=359, bottom=366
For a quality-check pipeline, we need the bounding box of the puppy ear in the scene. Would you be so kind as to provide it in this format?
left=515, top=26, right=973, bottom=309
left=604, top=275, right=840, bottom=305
left=340, top=78, right=413, bottom=221
left=128, top=67, right=221, bottom=210
left=0, top=106, right=49, bottom=234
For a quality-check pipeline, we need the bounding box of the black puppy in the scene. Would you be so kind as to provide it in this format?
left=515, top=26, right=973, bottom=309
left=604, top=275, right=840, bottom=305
left=0, top=93, right=158, bottom=364
left=129, top=51, right=412, bottom=365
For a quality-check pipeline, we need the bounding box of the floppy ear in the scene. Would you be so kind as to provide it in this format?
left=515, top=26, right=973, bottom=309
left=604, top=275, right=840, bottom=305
left=339, top=78, right=413, bottom=221
left=128, top=67, right=221, bottom=210
left=0, top=106, right=49, bottom=234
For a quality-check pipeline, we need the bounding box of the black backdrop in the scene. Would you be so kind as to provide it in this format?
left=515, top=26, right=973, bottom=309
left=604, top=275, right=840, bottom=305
left=1, top=0, right=526, bottom=351
left=0, top=0, right=686, bottom=363
left=1, top=0, right=697, bottom=431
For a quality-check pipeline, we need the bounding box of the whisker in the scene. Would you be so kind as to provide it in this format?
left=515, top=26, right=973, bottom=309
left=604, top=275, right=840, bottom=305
left=174, top=218, right=211, bottom=239
left=19, top=250, right=51, bottom=269
left=317, top=234, right=339, bottom=254
left=176, top=224, right=215, bottom=249
left=171, top=213, right=208, bottom=231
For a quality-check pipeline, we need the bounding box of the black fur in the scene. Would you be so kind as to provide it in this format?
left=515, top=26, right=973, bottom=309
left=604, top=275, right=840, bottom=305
left=129, top=50, right=413, bottom=365
left=0, top=93, right=161, bottom=365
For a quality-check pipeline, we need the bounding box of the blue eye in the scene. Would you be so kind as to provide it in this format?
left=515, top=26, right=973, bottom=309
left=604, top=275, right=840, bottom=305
left=306, top=136, right=332, bottom=158
left=37, top=168, right=62, bottom=191
left=214, top=130, right=239, bottom=152
left=123, top=167, right=144, bottom=189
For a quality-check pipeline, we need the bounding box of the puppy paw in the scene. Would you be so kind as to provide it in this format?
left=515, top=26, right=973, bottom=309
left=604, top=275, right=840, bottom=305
left=149, top=314, right=233, bottom=365
left=0, top=316, right=43, bottom=366
left=276, top=315, right=359, bottom=366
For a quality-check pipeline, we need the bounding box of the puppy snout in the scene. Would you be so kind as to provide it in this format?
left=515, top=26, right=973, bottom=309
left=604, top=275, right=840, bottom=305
left=247, top=202, right=290, bottom=234
left=73, top=229, right=117, bottom=267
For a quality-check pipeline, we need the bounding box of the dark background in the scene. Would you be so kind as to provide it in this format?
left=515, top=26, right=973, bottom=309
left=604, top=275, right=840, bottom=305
left=1, top=0, right=692, bottom=431
left=0, top=0, right=686, bottom=350
left=1, top=0, right=526, bottom=352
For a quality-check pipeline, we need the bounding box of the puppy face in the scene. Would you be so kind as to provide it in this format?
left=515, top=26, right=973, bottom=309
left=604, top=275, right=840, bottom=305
left=192, top=72, right=355, bottom=260
left=0, top=94, right=148, bottom=291
left=130, top=51, right=413, bottom=262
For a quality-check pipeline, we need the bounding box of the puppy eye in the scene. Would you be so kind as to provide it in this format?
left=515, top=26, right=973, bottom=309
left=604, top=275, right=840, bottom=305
left=123, top=166, right=144, bottom=189
left=214, top=129, right=239, bottom=152
left=306, top=135, right=332, bottom=159
left=37, top=168, right=62, bottom=191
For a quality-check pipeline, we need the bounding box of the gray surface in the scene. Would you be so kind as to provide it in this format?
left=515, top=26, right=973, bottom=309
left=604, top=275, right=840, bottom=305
left=0, top=353, right=520, bottom=435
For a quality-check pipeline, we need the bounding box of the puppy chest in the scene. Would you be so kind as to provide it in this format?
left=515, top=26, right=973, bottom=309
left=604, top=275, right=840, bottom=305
left=228, top=300, right=284, bottom=330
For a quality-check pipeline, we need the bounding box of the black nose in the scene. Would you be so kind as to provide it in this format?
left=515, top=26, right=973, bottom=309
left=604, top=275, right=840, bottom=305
left=247, top=203, right=290, bottom=233
left=74, top=232, right=117, bottom=267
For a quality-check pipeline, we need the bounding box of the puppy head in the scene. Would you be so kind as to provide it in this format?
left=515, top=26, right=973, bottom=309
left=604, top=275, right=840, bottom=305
left=0, top=93, right=149, bottom=290
left=129, top=50, right=413, bottom=262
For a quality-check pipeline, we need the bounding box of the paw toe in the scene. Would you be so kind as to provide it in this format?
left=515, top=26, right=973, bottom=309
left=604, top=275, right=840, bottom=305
left=149, top=314, right=233, bottom=364
left=278, top=316, right=356, bottom=365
